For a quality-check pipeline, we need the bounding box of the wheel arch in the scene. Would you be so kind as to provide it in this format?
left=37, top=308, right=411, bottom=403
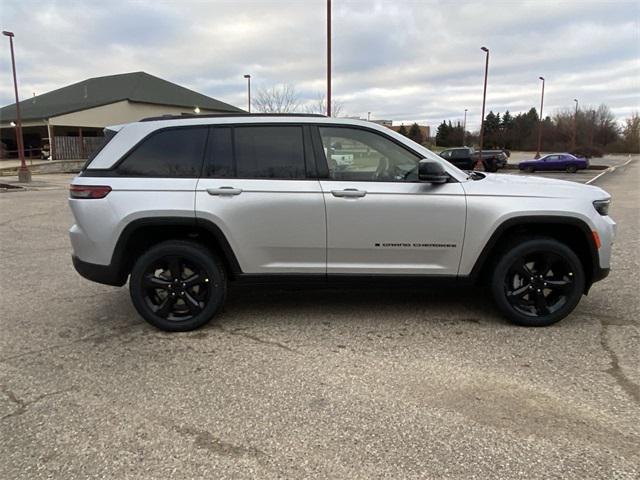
left=469, top=215, right=599, bottom=292
left=110, top=217, right=242, bottom=284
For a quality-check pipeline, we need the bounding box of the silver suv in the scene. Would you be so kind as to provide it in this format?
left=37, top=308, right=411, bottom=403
left=69, top=114, right=615, bottom=331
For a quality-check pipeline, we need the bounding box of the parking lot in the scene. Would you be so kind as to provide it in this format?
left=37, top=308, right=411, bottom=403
left=1, top=159, right=639, bottom=479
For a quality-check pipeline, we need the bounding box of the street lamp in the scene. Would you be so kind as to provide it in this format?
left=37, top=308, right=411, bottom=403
left=327, top=0, right=332, bottom=117
left=535, top=76, right=545, bottom=159
left=572, top=98, right=579, bottom=151
left=476, top=46, right=489, bottom=170
left=463, top=108, right=468, bottom=146
left=243, top=74, right=251, bottom=113
left=2, top=30, right=30, bottom=182
left=367, top=111, right=371, bottom=121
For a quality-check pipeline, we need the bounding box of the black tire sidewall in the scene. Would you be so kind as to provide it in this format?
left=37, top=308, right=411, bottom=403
left=491, top=238, right=585, bottom=327
left=129, top=240, right=226, bottom=331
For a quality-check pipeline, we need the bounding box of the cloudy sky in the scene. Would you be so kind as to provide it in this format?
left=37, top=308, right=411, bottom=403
left=1, top=0, right=638, bottom=130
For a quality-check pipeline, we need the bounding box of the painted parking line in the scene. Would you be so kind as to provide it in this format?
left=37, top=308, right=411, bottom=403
left=586, top=156, right=634, bottom=185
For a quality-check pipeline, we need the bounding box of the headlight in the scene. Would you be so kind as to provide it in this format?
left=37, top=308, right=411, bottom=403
left=593, top=199, right=610, bottom=216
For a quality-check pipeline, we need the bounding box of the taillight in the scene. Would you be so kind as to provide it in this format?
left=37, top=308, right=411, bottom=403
left=69, top=184, right=111, bottom=199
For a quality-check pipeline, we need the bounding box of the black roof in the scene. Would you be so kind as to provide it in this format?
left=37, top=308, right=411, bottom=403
left=0, top=71, right=243, bottom=122
left=140, top=112, right=326, bottom=122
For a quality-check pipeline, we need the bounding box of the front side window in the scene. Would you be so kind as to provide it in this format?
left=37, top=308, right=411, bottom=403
left=234, top=126, right=306, bottom=179
left=318, top=127, right=421, bottom=181
left=117, top=127, right=207, bottom=177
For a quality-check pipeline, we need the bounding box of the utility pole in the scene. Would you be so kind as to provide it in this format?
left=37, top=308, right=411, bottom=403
left=476, top=47, right=489, bottom=170
left=243, top=74, right=251, bottom=113
left=535, top=76, right=545, bottom=159
left=572, top=98, right=578, bottom=151
left=3, top=31, right=30, bottom=182
left=327, top=0, right=332, bottom=117
left=463, top=108, right=468, bottom=146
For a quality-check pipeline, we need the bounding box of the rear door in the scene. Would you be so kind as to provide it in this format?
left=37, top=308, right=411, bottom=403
left=195, top=124, right=326, bottom=275
left=314, top=125, right=466, bottom=276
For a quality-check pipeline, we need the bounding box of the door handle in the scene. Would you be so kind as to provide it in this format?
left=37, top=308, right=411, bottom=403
left=331, top=188, right=367, bottom=198
left=206, top=187, right=242, bottom=196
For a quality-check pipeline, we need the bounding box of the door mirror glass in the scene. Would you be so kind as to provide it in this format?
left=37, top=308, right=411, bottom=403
left=418, top=160, right=448, bottom=183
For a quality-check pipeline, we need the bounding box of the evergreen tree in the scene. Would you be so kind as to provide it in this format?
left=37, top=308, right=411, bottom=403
left=408, top=123, right=424, bottom=144
left=398, top=124, right=408, bottom=137
left=435, top=121, right=450, bottom=146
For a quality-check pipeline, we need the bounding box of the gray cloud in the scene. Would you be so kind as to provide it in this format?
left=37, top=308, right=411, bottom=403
left=1, top=0, right=638, bottom=131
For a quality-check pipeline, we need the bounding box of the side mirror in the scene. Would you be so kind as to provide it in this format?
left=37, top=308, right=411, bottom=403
left=418, top=159, right=449, bottom=184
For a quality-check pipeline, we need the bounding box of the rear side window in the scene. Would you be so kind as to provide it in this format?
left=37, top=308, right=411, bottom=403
left=117, top=127, right=208, bottom=177
left=234, top=126, right=306, bottom=179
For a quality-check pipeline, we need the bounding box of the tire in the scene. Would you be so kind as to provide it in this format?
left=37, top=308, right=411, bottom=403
left=129, top=240, right=226, bottom=331
left=525, top=166, right=535, bottom=173
left=486, top=163, right=499, bottom=173
left=490, top=237, right=585, bottom=327
left=566, top=165, right=577, bottom=173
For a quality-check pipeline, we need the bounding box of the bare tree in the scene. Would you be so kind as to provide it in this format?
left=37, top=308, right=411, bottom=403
left=303, top=93, right=345, bottom=117
left=252, top=83, right=301, bottom=113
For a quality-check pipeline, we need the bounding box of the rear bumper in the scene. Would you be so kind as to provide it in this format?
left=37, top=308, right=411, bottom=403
left=592, top=267, right=610, bottom=283
left=72, top=255, right=126, bottom=287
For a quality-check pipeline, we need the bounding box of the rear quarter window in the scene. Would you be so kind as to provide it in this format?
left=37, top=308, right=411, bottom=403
left=116, top=127, right=208, bottom=177
left=83, top=128, right=118, bottom=170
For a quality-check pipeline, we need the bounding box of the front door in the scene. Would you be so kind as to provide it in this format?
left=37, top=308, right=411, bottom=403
left=314, top=126, right=466, bottom=276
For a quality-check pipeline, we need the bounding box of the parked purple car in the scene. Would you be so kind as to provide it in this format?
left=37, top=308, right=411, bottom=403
left=518, top=153, right=589, bottom=173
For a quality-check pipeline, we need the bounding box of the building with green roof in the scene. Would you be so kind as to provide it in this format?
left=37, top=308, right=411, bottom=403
left=0, top=71, right=243, bottom=159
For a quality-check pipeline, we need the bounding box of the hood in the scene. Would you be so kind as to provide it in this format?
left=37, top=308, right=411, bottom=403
left=461, top=172, right=609, bottom=200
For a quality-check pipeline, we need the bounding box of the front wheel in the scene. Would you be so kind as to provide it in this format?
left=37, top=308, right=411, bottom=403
left=129, top=240, right=226, bottom=331
left=490, top=237, right=585, bottom=327
left=525, top=166, right=535, bottom=173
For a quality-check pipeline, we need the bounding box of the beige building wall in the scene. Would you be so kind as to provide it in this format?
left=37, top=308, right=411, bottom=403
left=49, top=100, right=232, bottom=128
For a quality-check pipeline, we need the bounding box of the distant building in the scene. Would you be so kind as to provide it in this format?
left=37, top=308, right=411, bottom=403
left=371, top=119, right=393, bottom=127
left=0, top=71, right=243, bottom=159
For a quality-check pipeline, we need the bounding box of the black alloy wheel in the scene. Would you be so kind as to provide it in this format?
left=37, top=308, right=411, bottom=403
left=130, top=240, right=226, bottom=331
left=142, top=256, right=210, bottom=320
left=491, top=237, right=585, bottom=327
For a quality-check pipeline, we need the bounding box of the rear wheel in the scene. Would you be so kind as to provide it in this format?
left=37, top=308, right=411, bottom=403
left=490, top=237, right=585, bottom=327
left=566, top=165, right=578, bottom=173
left=129, top=240, right=226, bottom=331
left=525, top=166, right=535, bottom=173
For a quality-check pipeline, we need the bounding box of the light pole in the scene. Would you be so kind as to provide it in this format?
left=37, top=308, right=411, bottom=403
left=367, top=111, right=371, bottom=121
left=3, top=31, right=30, bottom=182
left=243, top=74, right=251, bottom=113
left=572, top=98, right=578, bottom=151
left=463, top=108, right=468, bottom=145
left=327, top=0, right=332, bottom=117
left=476, top=46, right=489, bottom=170
left=535, top=76, right=545, bottom=159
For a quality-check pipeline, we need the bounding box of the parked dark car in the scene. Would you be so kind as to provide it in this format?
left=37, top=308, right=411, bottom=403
left=518, top=153, right=588, bottom=173
left=439, top=147, right=507, bottom=172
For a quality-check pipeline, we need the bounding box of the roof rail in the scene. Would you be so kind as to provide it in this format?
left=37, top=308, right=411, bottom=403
left=139, top=112, right=327, bottom=122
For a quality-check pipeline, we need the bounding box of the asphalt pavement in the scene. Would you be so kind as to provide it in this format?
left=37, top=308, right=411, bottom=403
left=1, top=162, right=638, bottom=479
